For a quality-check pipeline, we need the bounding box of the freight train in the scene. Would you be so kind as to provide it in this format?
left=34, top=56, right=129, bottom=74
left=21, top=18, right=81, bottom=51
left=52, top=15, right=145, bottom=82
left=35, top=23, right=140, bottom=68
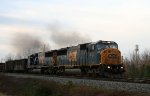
left=1, top=40, right=125, bottom=77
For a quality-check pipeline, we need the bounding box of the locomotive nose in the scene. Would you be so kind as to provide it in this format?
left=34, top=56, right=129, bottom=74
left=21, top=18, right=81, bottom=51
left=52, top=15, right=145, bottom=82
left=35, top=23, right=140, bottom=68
left=100, top=48, right=121, bottom=65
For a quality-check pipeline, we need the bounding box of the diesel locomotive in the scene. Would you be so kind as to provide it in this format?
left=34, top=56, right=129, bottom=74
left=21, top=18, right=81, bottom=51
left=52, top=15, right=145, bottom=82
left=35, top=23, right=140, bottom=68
left=26, top=40, right=125, bottom=77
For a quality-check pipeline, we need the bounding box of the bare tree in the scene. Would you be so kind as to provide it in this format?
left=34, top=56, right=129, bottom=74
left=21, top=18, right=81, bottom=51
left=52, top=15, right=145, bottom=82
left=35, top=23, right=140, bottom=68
left=124, top=49, right=150, bottom=78
left=5, top=54, right=15, bottom=61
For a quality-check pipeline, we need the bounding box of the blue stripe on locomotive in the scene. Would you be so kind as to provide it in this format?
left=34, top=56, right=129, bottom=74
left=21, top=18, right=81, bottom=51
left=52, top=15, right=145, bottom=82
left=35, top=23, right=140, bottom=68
left=86, top=43, right=100, bottom=65
left=45, top=57, right=53, bottom=65
left=57, top=55, right=67, bottom=65
left=96, top=44, right=100, bottom=64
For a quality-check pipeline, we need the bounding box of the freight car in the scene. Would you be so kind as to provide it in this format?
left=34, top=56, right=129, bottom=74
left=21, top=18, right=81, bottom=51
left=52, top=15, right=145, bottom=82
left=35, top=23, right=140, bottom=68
left=27, top=40, right=125, bottom=77
left=0, top=63, right=5, bottom=72
left=5, top=59, right=27, bottom=72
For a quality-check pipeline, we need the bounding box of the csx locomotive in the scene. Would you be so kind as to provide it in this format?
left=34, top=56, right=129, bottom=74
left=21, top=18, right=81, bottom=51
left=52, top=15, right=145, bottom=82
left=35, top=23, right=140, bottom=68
left=4, top=40, right=125, bottom=77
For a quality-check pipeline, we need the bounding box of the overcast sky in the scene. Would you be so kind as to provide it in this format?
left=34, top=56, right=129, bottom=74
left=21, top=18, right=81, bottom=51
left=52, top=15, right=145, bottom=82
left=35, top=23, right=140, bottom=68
left=0, top=0, right=150, bottom=60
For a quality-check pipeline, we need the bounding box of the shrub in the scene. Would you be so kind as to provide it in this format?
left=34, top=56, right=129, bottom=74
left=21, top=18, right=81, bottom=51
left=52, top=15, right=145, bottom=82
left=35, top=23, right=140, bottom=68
left=124, top=50, right=150, bottom=79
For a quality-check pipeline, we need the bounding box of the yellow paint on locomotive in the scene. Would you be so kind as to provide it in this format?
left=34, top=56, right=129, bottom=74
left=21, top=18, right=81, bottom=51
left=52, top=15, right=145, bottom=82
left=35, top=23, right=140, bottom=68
left=100, top=48, right=121, bottom=65
left=52, top=51, right=57, bottom=66
left=38, top=52, right=45, bottom=65
left=68, top=51, right=77, bottom=61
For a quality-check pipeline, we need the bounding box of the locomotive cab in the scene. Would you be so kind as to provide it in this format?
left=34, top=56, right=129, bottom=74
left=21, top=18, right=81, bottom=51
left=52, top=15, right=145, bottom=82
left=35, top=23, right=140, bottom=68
left=96, top=41, right=125, bottom=75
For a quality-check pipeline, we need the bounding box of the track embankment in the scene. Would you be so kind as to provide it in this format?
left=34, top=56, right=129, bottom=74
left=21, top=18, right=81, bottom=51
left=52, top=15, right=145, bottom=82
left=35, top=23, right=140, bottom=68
left=3, top=73, right=150, bottom=93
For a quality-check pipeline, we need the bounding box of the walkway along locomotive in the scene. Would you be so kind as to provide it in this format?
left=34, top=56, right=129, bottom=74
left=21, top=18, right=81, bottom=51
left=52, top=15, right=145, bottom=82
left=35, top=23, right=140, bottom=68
left=27, top=40, right=125, bottom=77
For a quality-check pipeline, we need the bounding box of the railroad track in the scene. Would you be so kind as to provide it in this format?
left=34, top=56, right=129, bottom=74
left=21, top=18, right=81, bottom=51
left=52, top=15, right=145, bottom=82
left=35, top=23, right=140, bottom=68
left=2, top=73, right=150, bottom=93
left=30, top=72, right=150, bottom=84
left=2, top=72, right=150, bottom=84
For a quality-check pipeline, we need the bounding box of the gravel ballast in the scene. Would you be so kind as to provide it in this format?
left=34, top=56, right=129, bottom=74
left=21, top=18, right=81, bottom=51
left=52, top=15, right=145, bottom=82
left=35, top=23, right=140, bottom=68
left=4, top=73, right=150, bottom=93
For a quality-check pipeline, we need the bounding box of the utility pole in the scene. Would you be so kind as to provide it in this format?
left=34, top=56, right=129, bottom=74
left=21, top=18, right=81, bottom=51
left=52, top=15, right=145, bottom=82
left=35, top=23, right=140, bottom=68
left=135, top=44, right=139, bottom=64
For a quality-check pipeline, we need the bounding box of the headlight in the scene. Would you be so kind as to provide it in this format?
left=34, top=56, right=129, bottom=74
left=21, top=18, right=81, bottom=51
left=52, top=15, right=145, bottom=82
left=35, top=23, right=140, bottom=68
left=121, top=66, right=124, bottom=69
left=107, top=66, right=110, bottom=69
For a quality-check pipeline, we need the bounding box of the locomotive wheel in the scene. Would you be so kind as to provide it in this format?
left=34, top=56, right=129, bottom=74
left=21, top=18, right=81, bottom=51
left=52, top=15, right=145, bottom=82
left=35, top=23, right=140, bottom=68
left=98, top=65, right=105, bottom=77
left=47, top=67, right=54, bottom=75
left=52, top=68, right=58, bottom=74
left=58, top=68, right=65, bottom=75
left=41, top=68, right=45, bottom=74
left=92, top=68, right=98, bottom=77
left=27, top=68, right=33, bottom=73
left=87, top=68, right=92, bottom=76
left=81, top=67, right=88, bottom=75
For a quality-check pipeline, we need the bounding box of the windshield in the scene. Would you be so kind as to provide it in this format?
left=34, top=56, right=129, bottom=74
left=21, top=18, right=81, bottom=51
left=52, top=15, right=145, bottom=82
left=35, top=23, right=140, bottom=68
left=109, top=44, right=118, bottom=48
left=97, top=43, right=118, bottom=51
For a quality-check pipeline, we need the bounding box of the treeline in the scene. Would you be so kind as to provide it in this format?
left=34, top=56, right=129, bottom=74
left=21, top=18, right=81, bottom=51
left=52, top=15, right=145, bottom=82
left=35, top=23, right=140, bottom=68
left=124, top=50, right=150, bottom=78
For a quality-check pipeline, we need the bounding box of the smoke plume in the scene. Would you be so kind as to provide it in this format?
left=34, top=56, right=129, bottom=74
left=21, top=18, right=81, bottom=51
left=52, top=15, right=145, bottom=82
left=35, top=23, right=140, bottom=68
left=12, top=33, right=49, bottom=58
left=49, top=24, right=91, bottom=48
